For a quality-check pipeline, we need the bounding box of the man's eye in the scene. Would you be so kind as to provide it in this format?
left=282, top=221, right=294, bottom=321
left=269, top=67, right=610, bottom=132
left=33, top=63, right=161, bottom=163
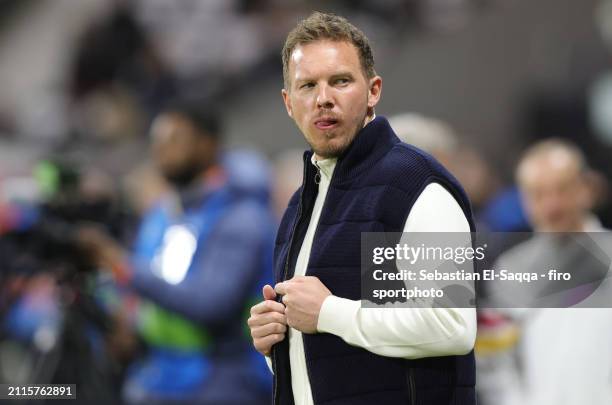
left=335, top=78, right=349, bottom=85
left=300, top=82, right=315, bottom=89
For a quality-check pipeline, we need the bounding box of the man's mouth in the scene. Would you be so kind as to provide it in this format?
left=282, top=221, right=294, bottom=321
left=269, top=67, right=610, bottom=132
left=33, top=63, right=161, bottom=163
left=315, top=118, right=339, bottom=130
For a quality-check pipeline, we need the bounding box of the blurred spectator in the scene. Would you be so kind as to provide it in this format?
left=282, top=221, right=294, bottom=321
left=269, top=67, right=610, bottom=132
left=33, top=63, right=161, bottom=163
left=388, top=112, right=459, bottom=168
left=516, top=139, right=597, bottom=232
left=271, top=148, right=304, bottom=219
left=122, top=162, right=169, bottom=218
left=82, top=100, right=275, bottom=404
left=389, top=112, right=529, bottom=232
left=69, top=3, right=176, bottom=130
left=478, top=139, right=612, bottom=405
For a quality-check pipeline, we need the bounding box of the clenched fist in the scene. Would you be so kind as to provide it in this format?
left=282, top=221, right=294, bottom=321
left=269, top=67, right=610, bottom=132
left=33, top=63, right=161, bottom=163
left=248, top=285, right=287, bottom=356
left=274, top=276, right=331, bottom=334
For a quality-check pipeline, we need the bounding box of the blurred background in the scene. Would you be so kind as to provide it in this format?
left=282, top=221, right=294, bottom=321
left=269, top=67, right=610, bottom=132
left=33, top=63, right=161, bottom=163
left=1, top=0, right=612, bottom=404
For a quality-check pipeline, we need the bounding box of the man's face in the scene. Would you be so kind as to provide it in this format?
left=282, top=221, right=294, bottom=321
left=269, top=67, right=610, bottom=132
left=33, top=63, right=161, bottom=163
left=150, top=112, right=213, bottom=187
left=282, top=40, right=382, bottom=159
left=518, top=154, right=591, bottom=232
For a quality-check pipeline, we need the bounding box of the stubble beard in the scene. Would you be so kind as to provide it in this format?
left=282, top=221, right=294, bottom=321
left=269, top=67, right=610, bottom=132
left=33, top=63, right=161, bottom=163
left=309, top=111, right=368, bottom=159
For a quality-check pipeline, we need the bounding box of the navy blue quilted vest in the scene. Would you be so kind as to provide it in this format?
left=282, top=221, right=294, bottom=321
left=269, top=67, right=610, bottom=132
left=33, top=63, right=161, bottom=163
left=272, top=116, right=476, bottom=405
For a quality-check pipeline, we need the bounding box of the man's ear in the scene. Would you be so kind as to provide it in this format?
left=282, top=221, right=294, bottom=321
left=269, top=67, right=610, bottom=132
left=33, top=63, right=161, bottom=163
left=367, top=76, right=382, bottom=110
left=282, top=89, right=293, bottom=119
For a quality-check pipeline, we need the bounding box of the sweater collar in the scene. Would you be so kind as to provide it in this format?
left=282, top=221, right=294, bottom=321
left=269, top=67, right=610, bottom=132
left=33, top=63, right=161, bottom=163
left=310, top=154, right=337, bottom=183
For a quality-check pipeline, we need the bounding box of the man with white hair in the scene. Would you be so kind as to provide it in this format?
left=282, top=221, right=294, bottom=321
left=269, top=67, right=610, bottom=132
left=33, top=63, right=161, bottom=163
left=489, top=139, right=612, bottom=405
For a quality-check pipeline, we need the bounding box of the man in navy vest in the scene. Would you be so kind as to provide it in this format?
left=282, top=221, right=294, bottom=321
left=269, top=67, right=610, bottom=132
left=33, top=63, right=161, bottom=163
left=247, top=12, right=477, bottom=405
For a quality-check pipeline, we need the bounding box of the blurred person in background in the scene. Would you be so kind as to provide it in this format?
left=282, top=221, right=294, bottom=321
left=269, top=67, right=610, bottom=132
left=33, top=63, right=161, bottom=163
left=62, top=4, right=178, bottom=184
left=388, top=113, right=532, bottom=405
left=389, top=112, right=530, bottom=233
left=271, top=148, right=305, bottom=219
left=480, top=139, right=612, bottom=405
left=69, top=3, right=176, bottom=134
left=516, top=139, right=599, bottom=233
left=83, top=100, right=275, bottom=405
left=248, top=12, right=476, bottom=405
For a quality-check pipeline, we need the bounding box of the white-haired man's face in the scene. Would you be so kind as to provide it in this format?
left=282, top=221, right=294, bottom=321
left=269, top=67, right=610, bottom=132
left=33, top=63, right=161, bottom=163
left=518, top=151, right=592, bottom=232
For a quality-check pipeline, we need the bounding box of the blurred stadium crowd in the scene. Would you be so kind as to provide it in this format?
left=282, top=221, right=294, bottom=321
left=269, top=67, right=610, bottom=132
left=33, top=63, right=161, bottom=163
left=1, top=0, right=612, bottom=404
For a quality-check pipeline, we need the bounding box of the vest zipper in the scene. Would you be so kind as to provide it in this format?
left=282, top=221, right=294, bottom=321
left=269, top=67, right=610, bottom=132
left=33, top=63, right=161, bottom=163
left=273, top=156, right=309, bottom=405
left=282, top=159, right=309, bottom=281
left=275, top=156, right=334, bottom=405
left=407, top=368, right=416, bottom=405
left=272, top=352, right=278, bottom=405
left=306, top=158, right=336, bottom=277
left=302, top=158, right=335, bottom=405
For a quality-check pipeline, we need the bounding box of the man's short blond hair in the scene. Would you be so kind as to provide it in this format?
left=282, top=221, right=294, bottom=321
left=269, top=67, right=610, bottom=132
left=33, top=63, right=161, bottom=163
left=281, top=11, right=376, bottom=89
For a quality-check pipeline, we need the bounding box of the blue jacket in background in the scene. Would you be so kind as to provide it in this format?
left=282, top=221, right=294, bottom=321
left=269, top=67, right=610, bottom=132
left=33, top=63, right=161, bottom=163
left=124, top=150, right=274, bottom=405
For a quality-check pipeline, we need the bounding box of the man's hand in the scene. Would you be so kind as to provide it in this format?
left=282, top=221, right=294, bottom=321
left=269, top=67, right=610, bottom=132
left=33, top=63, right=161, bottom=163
left=77, top=225, right=127, bottom=268
left=77, top=225, right=131, bottom=282
left=248, top=285, right=288, bottom=356
left=274, top=276, right=331, bottom=334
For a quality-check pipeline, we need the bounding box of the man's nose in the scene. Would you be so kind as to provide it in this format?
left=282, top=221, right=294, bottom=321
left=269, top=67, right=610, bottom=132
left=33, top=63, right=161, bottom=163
left=316, top=84, right=334, bottom=109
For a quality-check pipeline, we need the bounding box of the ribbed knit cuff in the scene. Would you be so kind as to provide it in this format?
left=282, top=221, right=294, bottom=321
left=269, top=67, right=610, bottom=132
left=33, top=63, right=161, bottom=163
left=317, top=295, right=360, bottom=335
